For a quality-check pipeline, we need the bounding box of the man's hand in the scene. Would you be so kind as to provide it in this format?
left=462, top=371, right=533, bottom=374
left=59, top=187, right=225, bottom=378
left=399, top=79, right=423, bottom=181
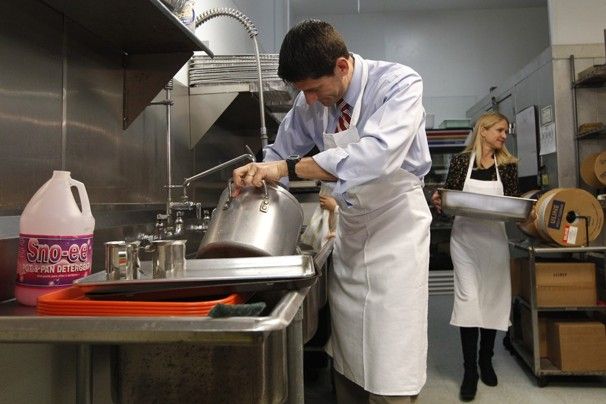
left=232, top=161, right=288, bottom=196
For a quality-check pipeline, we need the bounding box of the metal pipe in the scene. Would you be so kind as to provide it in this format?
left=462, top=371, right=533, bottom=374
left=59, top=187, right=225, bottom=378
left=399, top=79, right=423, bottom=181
left=570, top=55, right=580, bottom=187
left=196, top=8, right=268, bottom=149
left=165, top=83, right=172, bottom=216
left=286, top=306, right=304, bottom=404
left=253, top=35, right=268, bottom=148
left=76, top=344, right=92, bottom=404
left=148, top=80, right=175, bottom=218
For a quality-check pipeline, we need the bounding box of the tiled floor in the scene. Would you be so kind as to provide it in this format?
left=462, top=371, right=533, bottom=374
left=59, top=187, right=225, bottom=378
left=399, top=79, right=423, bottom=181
left=304, top=294, right=606, bottom=403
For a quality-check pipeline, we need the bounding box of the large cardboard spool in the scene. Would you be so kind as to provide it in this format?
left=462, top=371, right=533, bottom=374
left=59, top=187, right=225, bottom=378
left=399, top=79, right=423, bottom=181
left=533, top=188, right=603, bottom=246
left=516, top=190, right=544, bottom=238
left=595, top=150, right=606, bottom=186
left=580, top=150, right=606, bottom=187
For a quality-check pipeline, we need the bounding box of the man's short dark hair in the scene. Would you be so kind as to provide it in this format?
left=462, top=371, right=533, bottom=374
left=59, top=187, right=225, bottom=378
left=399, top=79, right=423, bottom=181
left=278, top=20, right=349, bottom=83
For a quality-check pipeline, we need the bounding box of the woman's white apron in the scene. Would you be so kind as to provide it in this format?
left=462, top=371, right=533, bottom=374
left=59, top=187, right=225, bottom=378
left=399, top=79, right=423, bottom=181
left=450, top=152, right=511, bottom=331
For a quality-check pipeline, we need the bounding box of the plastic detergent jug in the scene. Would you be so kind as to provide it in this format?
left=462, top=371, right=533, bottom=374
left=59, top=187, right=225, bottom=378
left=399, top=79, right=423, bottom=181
left=15, top=171, right=95, bottom=306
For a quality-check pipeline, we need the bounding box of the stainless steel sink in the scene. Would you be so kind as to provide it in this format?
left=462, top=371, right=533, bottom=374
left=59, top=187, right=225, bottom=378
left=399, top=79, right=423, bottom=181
left=298, top=239, right=332, bottom=344
left=117, top=289, right=290, bottom=404
left=0, top=287, right=310, bottom=404
left=0, top=241, right=334, bottom=404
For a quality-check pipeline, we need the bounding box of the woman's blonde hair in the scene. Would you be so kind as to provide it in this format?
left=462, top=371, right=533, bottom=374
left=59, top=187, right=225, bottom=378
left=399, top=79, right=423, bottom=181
left=464, top=111, right=518, bottom=167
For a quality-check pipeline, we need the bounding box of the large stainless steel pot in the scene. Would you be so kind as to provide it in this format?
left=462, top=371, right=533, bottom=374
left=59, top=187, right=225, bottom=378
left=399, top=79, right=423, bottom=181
left=197, top=181, right=304, bottom=258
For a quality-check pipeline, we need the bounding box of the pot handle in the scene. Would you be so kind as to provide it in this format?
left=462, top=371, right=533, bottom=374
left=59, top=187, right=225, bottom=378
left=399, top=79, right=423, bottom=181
left=224, top=180, right=270, bottom=213
left=259, top=181, right=269, bottom=213
left=224, top=180, right=234, bottom=210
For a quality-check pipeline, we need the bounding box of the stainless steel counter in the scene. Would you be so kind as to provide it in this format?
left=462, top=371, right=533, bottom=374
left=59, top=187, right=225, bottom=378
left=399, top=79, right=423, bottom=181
left=0, top=242, right=334, bottom=403
left=0, top=289, right=307, bottom=344
left=0, top=287, right=310, bottom=404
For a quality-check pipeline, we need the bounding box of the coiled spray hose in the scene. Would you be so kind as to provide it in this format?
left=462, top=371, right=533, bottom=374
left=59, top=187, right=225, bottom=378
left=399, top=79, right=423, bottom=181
left=196, top=8, right=268, bottom=149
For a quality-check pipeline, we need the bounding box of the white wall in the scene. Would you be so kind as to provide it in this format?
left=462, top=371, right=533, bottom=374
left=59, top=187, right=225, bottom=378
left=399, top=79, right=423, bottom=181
left=194, top=0, right=287, bottom=54
left=548, top=0, right=606, bottom=45
left=294, top=7, right=549, bottom=127
left=183, top=2, right=550, bottom=127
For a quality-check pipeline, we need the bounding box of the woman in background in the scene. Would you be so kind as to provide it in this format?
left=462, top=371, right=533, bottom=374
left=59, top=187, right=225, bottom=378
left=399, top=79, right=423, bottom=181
left=432, top=112, right=519, bottom=401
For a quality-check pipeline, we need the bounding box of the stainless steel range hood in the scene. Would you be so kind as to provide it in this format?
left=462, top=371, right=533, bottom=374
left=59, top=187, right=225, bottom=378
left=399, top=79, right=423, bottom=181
left=188, top=54, right=296, bottom=149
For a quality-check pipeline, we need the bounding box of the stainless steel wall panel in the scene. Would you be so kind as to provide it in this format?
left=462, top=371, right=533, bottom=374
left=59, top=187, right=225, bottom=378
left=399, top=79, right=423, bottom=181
left=62, top=21, right=194, bottom=205
left=63, top=20, right=128, bottom=202
left=191, top=93, right=280, bottom=207
left=0, top=0, right=197, bottom=299
left=0, top=1, right=194, bottom=211
left=0, top=1, right=63, bottom=211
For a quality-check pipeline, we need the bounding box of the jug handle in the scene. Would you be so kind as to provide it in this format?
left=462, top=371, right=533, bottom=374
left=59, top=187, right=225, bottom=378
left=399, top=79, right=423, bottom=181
left=69, top=178, right=92, bottom=217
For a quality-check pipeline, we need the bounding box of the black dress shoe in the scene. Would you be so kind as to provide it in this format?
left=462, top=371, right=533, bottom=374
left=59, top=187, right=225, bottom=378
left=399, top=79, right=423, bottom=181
left=459, top=369, right=479, bottom=401
left=479, top=359, right=498, bottom=386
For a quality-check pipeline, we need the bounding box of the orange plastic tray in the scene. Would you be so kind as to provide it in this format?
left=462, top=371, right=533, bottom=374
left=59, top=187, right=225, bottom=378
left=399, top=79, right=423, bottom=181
left=36, top=286, right=247, bottom=316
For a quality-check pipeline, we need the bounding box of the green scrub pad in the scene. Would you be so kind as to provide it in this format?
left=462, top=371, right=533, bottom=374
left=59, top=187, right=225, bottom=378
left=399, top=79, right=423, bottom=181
left=208, top=302, right=266, bottom=318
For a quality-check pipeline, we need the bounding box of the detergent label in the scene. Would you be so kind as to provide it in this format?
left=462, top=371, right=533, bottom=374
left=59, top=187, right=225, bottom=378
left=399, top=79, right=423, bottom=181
left=16, top=234, right=93, bottom=286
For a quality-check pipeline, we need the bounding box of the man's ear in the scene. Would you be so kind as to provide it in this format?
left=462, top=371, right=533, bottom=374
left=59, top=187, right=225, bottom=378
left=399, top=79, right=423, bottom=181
left=334, top=57, right=350, bottom=77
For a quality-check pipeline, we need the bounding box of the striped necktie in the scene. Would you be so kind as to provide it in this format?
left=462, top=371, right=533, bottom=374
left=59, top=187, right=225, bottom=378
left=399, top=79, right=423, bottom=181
left=335, top=98, right=352, bottom=132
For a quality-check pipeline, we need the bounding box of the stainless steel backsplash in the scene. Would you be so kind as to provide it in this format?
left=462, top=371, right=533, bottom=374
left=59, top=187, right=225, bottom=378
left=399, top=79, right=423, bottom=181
left=0, top=1, right=282, bottom=301
left=0, top=1, right=195, bottom=300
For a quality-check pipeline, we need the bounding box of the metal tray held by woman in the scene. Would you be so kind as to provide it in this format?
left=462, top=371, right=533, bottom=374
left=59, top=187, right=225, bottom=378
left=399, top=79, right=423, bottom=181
left=438, top=188, right=534, bottom=221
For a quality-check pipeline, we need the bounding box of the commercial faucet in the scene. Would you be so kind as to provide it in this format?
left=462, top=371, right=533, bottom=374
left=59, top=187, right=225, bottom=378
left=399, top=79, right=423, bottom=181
left=155, top=146, right=256, bottom=239
left=181, top=145, right=256, bottom=193
left=153, top=7, right=265, bottom=239
left=195, top=8, right=268, bottom=149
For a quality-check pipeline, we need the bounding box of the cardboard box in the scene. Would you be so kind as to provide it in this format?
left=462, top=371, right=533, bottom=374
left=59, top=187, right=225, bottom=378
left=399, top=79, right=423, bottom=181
left=520, top=261, right=597, bottom=307
left=547, top=321, right=606, bottom=371
left=520, top=305, right=548, bottom=357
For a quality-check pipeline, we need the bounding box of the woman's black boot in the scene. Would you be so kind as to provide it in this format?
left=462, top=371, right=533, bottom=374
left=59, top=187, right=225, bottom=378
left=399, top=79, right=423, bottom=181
left=479, top=328, right=498, bottom=386
left=503, top=329, right=514, bottom=354
left=460, top=327, right=479, bottom=401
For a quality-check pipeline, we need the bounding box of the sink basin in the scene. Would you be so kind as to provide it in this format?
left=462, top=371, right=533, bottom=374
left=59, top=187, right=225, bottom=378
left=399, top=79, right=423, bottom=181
left=118, top=289, right=290, bottom=404
left=0, top=287, right=308, bottom=404
left=298, top=239, right=332, bottom=343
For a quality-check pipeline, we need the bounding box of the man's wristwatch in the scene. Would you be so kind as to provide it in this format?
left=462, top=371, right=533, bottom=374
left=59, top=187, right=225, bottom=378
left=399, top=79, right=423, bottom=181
left=286, top=155, right=302, bottom=181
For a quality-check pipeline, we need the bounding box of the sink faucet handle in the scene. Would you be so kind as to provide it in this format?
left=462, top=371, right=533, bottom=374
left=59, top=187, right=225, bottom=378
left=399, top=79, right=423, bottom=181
left=202, top=209, right=211, bottom=231
left=169, top=200, right=195, bottom=211
left=174, top=211, right=184, bottom=236
left=155, top=213, right=169, bottom=237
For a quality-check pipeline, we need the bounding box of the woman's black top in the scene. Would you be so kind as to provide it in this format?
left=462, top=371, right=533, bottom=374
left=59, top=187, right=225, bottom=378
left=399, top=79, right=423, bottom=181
left=443, top=151, right=520, bottom=197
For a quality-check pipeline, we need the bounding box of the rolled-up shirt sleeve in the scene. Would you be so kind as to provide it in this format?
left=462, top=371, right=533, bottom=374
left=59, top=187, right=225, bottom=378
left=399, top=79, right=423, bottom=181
left=264, top=93, right=317, bottom=163
left=312, top=68, right=426, bottom=197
